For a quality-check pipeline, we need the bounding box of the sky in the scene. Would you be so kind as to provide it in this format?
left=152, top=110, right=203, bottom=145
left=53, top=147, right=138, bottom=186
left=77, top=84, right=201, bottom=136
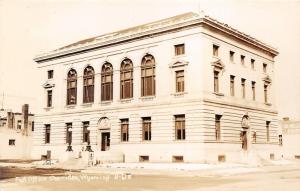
left=0, top=0, right=299, bottom=119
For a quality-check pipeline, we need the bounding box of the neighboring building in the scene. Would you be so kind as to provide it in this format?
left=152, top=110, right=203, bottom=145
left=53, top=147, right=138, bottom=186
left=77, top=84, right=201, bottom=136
left=279, top=117, right=300, bottom=159
left=33, top=12, right=279, bottom=163
left=0, top=104, right=34, bottom=159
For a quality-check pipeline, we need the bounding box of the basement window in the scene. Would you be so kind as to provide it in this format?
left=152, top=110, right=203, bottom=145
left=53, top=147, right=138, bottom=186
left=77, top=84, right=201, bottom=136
left=172, top=155, right=184, bottom=163
left=139, top=155, right=149, bottom=162
left=218, top=155, right=226, bottom=162
left=9, top=139, right=15, bottom=146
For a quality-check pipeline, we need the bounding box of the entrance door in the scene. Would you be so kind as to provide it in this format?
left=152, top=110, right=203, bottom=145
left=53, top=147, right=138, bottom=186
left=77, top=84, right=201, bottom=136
left=241, top=131, right=248, bottom=150
left=101, top=132, right=110, bottom=151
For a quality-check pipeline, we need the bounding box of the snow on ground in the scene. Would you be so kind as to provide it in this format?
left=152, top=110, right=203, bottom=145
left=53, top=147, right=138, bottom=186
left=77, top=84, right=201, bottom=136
left=96, top=162, right=243, bottom=171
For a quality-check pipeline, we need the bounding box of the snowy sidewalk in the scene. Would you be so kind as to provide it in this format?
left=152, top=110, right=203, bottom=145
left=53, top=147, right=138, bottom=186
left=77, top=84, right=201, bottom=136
left=82, top=162, right=264, bottom=177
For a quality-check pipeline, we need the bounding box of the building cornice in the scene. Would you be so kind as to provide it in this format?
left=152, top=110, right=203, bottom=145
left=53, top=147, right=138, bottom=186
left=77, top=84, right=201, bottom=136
left=34, top=12, right=279, bottom=63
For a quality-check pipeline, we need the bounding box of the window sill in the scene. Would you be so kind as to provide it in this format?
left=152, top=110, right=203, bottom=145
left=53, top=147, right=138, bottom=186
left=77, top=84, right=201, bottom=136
left=65, top=104, right=76, bottom=109
left=172, top=92, right=187, bottom=97
left=100, top=100, right=112, bottom=105
left=44, top=107, right=53, bottom=111
left=119, top=98, right=133, bottom=103
left=81, top=103, right=93, bottom=107
left=174, top=139, right=186, bottom=142
left=139, top=96, right=155, bottom=101
left=173, top=54, right=186, bottom=59
left=213, top=92, right=224, bottom=97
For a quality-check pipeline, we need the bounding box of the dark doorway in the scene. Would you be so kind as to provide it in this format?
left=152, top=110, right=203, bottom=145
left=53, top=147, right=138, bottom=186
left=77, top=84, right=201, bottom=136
left=241, top=131, right=248, bottom=150
left=101, top=132, right=110, bottom=151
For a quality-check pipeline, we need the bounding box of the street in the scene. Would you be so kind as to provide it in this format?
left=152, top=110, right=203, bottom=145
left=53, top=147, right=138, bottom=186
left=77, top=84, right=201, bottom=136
left=0, top=163, right=300, bottom=191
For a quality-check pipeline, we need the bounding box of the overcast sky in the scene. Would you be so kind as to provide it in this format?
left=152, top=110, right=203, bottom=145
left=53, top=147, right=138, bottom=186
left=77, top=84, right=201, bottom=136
left=0, top=0, right=299, bottom=119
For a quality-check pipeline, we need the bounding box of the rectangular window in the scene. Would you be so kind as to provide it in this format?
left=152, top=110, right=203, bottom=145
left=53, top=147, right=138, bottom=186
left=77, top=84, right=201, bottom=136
left=230, top=75, right=235, bottom=96
left=66, top=123, right=72, bottom=144
left=175, top=70, right=184, bottom=93
left=241, top=78, right=246, bottom=98
left=139, top=155, right=149, bottom=162
left=47, top=90, right=52, bottom=107
left=175, top=115, right=185, bottom=140
left=48, top=70, right=53, bottom=79
left=251, top=59, right=255, bottom=69
left=172, top=156, right=184, bottom=163
left=82, top=121, right=90, bottom=143
left=229, top=51, right=234, bottom=62
left=266, top=121, right=270, bottom=142
left=213, top=45, right=219, bottom=57
left=264, top=84, right=268, bottom=103
left=253, top=131, right=257, bottom=143
left=279, top=135, right=283, bottom=146
left=251, top=81, right=256, bottom=101
left=121, top=119, right=129, bottom=142
left=17, top=120, right=22, bottom=129
left=142, top=117, right=151, bottom=141
left=32, top=121, right=34, bottom=131
left=45, top=124, right=51, bottom=144
left=215, top=115, right=222, bottom=141
left=214, top=71, right=219, bottom=93
left=141, top=63, right=155, bottom=97
left=9, top=139, right=15, bottom=146
left=174, top=44, right=185, bottom=56
left=263, top=63, right=267, bottom=73
left=83, top=76, right=94, bottom=103
left=241, top=55, right=245, bottom=65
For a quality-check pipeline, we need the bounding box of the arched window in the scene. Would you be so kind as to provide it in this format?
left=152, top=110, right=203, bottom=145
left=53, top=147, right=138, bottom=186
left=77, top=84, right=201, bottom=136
left=141, top=54, right=155, bottom=96
left=83, top=66, right=94, bottom=103
left=101, top=63, right=113, bottom=101
left=67, top=69, right=77, bottom=105
left=120, top=59, right=133, bottom=99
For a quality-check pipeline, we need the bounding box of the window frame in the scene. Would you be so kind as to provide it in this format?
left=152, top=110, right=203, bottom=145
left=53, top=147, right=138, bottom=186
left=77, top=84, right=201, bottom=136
left=241, top=78, right=246, bottom=98
left=141, top=54, right=156, bottom=97
left=266, top=121, right=271, bottom=142
left=174, top=44, right=185, bottom=56
left=241, top=55, right=245, bottom=65
left=229, top=51, right=235, bottom=62
left=8, top=139, right=15, bottom=146
left=213, top=44, right=219, bottom=57
left=47, top=90, right=52, bottom=107
left=83, top=66, right=95, bottom=103
left=120, top=59, right=133, bottom=99
left=142, top=117, right=151, bottom=141
left=175, top=115, right=185, bottom=140
left=230, top=75, right=235, bottom=96
left=67, top=69, right=77, bottom=105
left=121, top=119, right=129, bottom=142
left=101, top=63, right=113, bottom=101
left=175, top=70, right=185, bottom=93
left=215, top=114, right=222, bottom=141
left=264, top=84, right=268, bottom=103
left=66, top=123, right=72, bottom=144
left=82, top=121, right=90, bottom=143
left=47, top=70, right=54, bottom=79
left=45, top=124, right=51, bottom=144
left=251, top=81, right=256, bottom=101
left=214, top=71, right=219, bottom=93
left=251, top=59, right=255, bottom=69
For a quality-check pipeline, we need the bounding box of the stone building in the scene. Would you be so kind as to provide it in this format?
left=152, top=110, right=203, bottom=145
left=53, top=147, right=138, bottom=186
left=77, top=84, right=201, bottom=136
left=33, top=12, right=280, bottom=163
left=0, top=104, right=34, bottom=159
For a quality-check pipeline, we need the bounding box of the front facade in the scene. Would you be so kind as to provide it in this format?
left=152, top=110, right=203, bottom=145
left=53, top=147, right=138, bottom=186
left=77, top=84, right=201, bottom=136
left=33, top=12, right=280, bottom=163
